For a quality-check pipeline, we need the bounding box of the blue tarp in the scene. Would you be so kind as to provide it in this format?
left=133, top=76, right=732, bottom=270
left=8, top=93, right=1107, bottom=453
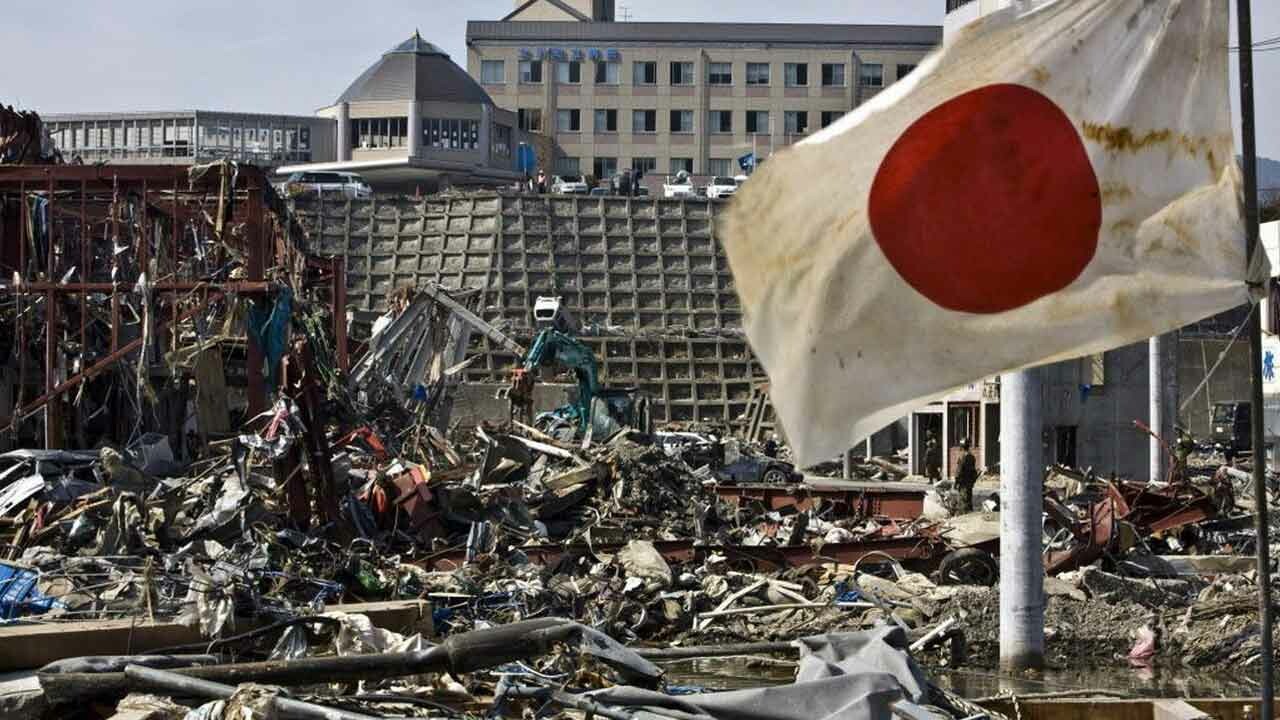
left=246, top=288, right=292, bottom=390
left=0, top=562, right=62, bottom=620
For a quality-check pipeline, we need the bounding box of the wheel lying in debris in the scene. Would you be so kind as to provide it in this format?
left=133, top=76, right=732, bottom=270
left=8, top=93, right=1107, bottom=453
left=937, top=548, right=998, bottom=586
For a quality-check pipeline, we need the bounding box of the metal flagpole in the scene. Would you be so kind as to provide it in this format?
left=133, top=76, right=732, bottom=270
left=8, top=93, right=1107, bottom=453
left=1237, top=0, right=1274, bottom=715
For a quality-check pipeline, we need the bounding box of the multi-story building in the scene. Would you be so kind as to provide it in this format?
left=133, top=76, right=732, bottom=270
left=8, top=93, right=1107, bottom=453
left=296, top=32, right=534, bottom=191
left=42, top=33, right=536, bottom=192
left=44, top=110, right=336, bottom=166
left=466, top=0, right=941, bottom=179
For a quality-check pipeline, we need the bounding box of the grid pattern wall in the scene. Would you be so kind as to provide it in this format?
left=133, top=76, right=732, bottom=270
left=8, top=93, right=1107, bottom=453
left=293, top=193, right=762, bottom=423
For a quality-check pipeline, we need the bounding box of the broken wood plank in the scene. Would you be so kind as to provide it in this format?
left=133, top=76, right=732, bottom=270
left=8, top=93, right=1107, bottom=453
left=0, top=600, right=432, bottom=672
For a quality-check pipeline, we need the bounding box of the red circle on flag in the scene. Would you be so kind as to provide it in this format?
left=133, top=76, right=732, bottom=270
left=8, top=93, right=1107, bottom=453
left=868, top=83, right=1101, bottom=314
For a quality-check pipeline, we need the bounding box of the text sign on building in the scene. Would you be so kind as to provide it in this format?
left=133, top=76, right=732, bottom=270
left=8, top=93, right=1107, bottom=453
left=519, top=47, right=621, bottom=62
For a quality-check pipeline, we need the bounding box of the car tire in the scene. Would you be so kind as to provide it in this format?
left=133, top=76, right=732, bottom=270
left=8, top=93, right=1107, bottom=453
left=937, top=548, right=998, bottom=586
left=762, top=467, right=789, bottom=484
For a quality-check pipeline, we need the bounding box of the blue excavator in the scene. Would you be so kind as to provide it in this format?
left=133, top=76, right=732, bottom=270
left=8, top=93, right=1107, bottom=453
left=507, top=297, right=652, bottom=439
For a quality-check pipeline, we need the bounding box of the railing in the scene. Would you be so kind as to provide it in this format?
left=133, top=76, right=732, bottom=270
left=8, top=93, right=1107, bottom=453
left=946, top=0, right=976, bottom=12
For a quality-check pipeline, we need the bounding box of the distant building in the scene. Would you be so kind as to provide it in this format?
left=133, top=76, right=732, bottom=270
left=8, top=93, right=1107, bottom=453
left=44, top=110, right=336, bottom=166
left=466, top=0, right=941, bottom=180
left=43, top=32, right=533, bottom=192
left=290, top=32, right=534, bottom=192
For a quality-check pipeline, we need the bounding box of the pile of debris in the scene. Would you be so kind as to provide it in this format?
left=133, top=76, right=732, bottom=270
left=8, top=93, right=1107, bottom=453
left=2, top=255, right=1279, bottom=717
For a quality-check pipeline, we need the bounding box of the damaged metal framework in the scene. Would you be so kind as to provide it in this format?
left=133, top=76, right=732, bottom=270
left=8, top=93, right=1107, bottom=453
left=0, top=163, right=347, bottom=453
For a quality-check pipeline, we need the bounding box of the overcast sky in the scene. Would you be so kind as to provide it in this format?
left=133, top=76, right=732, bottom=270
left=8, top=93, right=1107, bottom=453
left=3, top=0, right=1278, bottom=158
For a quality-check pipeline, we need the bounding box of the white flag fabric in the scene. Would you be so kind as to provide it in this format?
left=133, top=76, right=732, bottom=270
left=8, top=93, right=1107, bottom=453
left=723, top=0, right=1264, bottom=466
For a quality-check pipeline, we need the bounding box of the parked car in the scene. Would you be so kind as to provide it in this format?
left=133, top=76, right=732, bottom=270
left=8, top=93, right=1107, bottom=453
left=551, top=175, right=589, bottom=194
left=589, top=187, right=610, bottom=196
left=276, top=171, right=372, bottom=199
left=716, top=455, right=802, bottom=485
left=663, top=171, right=696, bottom=198
left=705, top=176, right=740, bottom=200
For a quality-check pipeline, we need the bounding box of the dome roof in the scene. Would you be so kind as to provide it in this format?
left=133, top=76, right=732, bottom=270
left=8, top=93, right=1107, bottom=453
left=336, top=31, right=493, bottom=105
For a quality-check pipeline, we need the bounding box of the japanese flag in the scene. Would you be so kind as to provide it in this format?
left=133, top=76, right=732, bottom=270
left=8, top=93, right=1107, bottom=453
left=724, top=0, right=1266, bottom=466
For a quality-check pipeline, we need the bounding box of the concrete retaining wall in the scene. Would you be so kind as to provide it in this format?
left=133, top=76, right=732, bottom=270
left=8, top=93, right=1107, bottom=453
left=293, top=193, right=761, bottom=424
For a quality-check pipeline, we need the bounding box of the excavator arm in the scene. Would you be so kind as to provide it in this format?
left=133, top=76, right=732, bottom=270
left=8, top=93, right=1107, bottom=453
left=508, top=329, right=599, bottom=432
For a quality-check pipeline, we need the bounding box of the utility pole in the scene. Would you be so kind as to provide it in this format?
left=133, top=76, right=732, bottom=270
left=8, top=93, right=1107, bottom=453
left=999, top=368, right=1044, bottom=671
left=1237, top=0, right=1274, bottom=715
left=1148, top=332, right=1178, bottom=481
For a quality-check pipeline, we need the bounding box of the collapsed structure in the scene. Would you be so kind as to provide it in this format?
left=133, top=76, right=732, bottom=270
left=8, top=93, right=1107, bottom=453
left=0, top=111, right=1276, bottom=719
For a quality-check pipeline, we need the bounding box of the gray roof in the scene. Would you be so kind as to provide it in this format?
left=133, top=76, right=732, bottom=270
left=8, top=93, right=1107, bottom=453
left=43, top=110, right=332, bottom=124
left=503, top=0, right=591, bottom=22
left=467, top=21, right=942, bottom=48
left=338, top=32, right=494, bottom=105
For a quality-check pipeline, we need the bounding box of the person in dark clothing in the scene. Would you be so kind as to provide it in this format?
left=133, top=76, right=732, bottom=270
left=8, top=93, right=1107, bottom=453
left=762, top=435, right=779, bottom=459
left=535, top=169, right=548, bottom=194
left=955, top=439, right=979, bottom=512
left=923, top=431, right=942, bottom=484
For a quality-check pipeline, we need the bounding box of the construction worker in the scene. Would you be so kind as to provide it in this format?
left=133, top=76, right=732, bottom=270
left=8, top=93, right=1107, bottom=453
left=924, top=431, right=942, bottom=484
left=955, top=439, right=979, bottom=512
left=1172, top=425, right=1195, bottom=484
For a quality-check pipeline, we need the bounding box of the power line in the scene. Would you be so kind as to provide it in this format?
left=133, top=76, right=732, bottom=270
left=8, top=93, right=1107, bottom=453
left=1229, top=33, right=1280, bottom=50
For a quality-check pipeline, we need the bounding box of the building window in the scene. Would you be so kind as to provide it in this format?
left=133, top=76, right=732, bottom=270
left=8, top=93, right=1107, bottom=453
left=671, top=157, right=694, bottom=174
left=821, top=110, right=842, bottom=128
left=746, top=63, right=770, bottom=86
left=785, top=111, right=809, bottom=135
left=594, top=109, right=618, bottom=132
left=519, top=60, right=543, bottom=83
left=595, top=61, right=620, bottom=85
left=671, top=61, right=695, bottom=85
left=518, top=108, right=542, bottom=132
left=556, top=156, right=581, bottom=175
left=947, top=0, right=977, bottom=11
left=746, top=111, right=769, bottom=134
left=556, top=61, right=581, bottom=84
left=481, top=60, right=505, bottom=84
left=708, top=62, right=732, bottom=85
left=493, top=124, right=512, bottom=157
left=557, top=109, right=581, bottom=132
left=822, top=63, right=846, bottom=87
left=708, top=158, right=733, bottom=176
left=785, top=63, right=809, bottom=87
left=670, top=110, right=694, bottom=133
left=633, top=61, right=657, bottom=85
left=633, top=157, right=656, bottom=175
left=593, top=156, right=618, bottom=179
left=859, top=63, right=884, bottom=87
left=897, top=64, right=917, bottom=80
left=632, top=109, right=656, bottom=133
left=709, top=110, right=732, bottom=133
left=351, top=117, right=408, bottom=149
left=423, top=118, right=480, bottom=150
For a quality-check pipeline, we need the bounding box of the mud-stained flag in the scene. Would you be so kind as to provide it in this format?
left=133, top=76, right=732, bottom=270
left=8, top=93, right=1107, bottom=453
left=723, top=0, right=1265, bottom=465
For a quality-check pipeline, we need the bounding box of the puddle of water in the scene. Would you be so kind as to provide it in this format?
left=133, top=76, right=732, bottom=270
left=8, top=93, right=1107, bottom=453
left=661, top=656, right=1262, bottom=699
left=929, top=666, right=1261, bottom=699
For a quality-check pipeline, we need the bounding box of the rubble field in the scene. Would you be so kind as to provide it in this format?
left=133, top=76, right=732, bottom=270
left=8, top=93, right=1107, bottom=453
left=0, top=164, right=1275, bottom=717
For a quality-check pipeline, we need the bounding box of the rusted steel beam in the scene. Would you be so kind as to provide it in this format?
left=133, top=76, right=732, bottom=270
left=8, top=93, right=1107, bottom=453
left=421, top=536, right=945, bottom=573
left=714, top=483, right=926, bottom=520
left=332, top=256, right=349, bottom=372
left=12, top=281, right=273, bottom=293
left=245, top=181, right=267, bottom=418
left=45, top=174, right=59, bottom=448
left=0, top=164, right=273, bottom=189
left=0, top=166, right=193, bottom=184
left=3, top=291, right=229, bottom=427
